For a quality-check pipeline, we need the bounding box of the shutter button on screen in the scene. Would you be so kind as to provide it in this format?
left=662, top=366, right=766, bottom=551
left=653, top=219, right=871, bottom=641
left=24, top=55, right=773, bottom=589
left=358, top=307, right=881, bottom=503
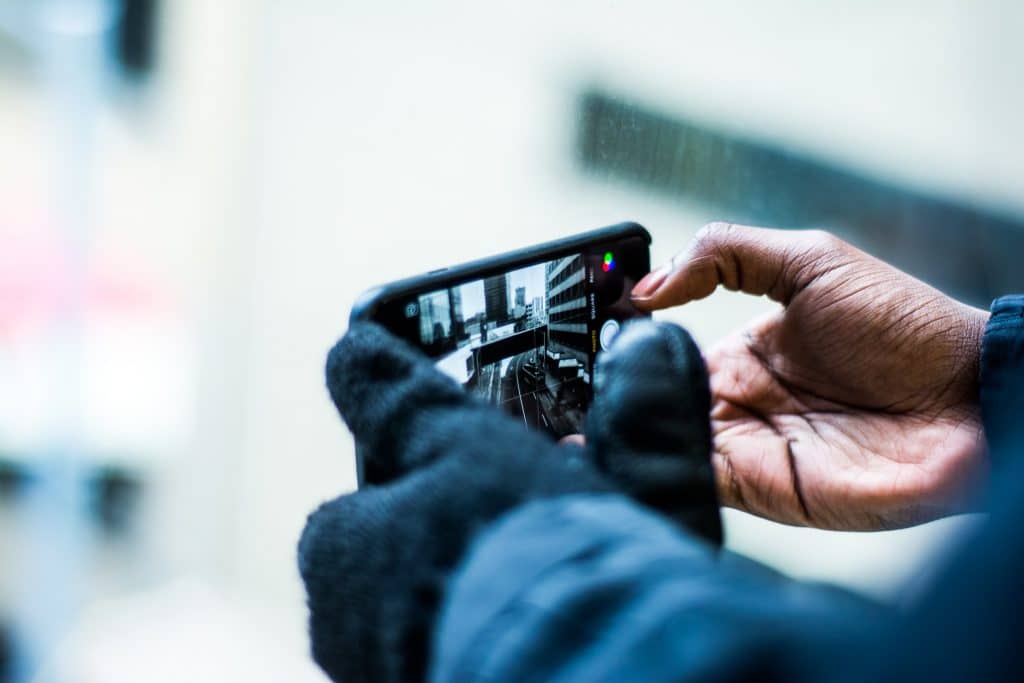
left=599, top=319, right=620, bottom=350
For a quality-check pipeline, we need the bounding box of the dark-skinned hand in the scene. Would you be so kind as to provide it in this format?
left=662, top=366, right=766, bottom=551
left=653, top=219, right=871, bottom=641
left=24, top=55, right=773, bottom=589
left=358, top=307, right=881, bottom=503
left=632, top=223, right=988, bottom=530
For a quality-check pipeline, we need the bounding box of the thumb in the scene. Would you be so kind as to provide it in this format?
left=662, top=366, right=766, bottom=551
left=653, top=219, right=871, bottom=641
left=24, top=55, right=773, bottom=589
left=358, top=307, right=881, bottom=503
left=584, top=320, right=722, bottom=545
left=631, top=222, right=843, bottom=310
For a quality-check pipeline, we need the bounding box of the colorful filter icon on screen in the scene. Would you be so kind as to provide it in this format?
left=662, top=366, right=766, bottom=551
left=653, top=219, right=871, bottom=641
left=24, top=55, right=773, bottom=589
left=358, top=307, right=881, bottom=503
left=602, top=251, right=615, bottom=272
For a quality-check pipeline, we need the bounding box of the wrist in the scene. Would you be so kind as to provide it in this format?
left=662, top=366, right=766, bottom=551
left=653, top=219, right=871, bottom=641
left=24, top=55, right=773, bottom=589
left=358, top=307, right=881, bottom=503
left=955, top=304, right=989, bottom=406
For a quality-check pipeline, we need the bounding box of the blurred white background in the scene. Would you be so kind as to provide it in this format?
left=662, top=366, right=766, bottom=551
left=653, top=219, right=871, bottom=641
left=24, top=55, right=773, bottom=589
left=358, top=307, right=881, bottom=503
left=1, top=1, right=1021, bottom=680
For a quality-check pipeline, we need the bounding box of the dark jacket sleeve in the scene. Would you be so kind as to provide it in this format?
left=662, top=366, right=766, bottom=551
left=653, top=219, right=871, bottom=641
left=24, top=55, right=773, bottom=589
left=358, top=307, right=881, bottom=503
left=431, top=296, right=1024, bottom=683
left=431, top=494, right=884, bottom=682
left=980, top=295, right=1024, bottom=463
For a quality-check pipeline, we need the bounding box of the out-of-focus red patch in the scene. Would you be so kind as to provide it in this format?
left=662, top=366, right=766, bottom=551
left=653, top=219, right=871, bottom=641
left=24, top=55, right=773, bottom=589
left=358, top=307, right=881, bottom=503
left=0, top=220, right=170, bottom=341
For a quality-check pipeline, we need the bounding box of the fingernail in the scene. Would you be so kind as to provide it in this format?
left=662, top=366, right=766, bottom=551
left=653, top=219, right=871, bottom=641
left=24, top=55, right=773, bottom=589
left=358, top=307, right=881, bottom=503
left=632, top=263, right=672, bottom=298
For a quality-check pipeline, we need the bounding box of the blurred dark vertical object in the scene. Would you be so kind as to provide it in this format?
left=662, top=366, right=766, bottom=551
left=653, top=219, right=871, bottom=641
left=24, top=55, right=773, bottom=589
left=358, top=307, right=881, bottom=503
left=0, top=459, right=30, bottom=499
left=1, top=457, right=140, bottom=535
left=0, top=622, right=9, bottom=683
left=88, top=466, right=142, bottom=535
left=576, top=89, right=1024, bottom=306
left=115, top=0, right=157, bottom=78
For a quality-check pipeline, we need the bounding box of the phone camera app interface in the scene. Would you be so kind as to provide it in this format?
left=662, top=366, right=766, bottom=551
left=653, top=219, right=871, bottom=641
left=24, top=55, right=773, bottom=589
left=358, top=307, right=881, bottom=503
left=412, top=239, right=646, bottom=439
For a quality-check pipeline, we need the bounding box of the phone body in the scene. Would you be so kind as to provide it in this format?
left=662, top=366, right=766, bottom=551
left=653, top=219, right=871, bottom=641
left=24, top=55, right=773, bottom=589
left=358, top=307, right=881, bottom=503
left=350, top=221, right=651, bottom=455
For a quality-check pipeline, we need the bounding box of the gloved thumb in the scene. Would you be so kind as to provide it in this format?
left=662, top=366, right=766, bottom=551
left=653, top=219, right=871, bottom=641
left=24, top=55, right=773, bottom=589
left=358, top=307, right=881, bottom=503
left=584, top=320, right=722, bottom=545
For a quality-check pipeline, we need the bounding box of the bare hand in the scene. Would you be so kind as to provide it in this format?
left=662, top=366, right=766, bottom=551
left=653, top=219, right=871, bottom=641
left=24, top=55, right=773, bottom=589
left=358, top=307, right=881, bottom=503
left=632, top=223, right=989, bottom=530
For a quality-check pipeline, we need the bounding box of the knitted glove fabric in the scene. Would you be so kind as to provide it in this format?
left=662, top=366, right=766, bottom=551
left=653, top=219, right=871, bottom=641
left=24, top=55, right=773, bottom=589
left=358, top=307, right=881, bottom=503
left=298, top=320, right=720, bottom=682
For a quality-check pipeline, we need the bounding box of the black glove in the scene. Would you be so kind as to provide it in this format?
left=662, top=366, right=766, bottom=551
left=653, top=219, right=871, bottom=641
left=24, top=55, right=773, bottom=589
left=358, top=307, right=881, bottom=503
left=298, top=320, right=721, bottom=682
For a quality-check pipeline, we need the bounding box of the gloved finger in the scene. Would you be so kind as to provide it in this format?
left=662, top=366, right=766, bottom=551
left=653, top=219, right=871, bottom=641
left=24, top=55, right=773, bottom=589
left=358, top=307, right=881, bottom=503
left=584, top=319, right=723, bottom=545
left=326, top=322, right=471, bottom=484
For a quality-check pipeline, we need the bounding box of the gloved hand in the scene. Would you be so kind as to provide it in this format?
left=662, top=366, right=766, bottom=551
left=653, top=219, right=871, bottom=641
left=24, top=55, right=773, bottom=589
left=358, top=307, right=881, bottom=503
left=298, top=319, right=721, bottom=683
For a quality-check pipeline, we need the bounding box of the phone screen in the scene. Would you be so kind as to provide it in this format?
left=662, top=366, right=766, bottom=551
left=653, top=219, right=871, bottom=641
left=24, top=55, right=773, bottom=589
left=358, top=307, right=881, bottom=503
left=399, top=234, right=649, bottom=438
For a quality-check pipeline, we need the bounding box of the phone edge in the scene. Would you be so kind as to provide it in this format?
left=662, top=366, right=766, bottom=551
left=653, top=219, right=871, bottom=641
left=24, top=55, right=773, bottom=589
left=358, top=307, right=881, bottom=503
left=349, top=221, right=651, bottom=326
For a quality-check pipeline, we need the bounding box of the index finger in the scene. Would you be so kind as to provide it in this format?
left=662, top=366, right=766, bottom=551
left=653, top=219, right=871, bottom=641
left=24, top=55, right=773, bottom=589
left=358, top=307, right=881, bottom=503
left=630, top=222, right=841, bottom=311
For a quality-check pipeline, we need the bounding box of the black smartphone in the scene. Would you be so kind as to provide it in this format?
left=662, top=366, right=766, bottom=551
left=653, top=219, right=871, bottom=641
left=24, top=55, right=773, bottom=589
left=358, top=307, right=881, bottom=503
left=350, top=221, right=651, bottom=442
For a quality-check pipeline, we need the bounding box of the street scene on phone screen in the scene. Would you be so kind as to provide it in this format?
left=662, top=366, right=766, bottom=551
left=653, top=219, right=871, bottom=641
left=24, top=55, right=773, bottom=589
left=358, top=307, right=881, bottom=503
left=417, top=255, right=593, bottom=437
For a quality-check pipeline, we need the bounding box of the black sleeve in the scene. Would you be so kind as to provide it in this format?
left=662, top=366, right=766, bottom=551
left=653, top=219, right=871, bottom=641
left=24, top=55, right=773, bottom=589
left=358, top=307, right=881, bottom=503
left=980, top=295, right=1024, bottom=464
left=431, top=494, right=885, bottom=683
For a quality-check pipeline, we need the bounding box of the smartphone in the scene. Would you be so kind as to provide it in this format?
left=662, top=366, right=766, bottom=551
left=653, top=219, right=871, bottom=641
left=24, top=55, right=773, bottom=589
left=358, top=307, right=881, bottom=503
left=350, top=222, right=651, bottom=443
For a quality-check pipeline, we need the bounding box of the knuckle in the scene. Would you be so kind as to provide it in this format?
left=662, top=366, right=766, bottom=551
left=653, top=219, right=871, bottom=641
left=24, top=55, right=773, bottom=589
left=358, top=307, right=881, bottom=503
left=695, top=221, right=734, bottom=245
left=780, top=230, right=850, bottom=290
left=689, top=221, right=737, bottom=261
left=803, top=229, right=843, bottom=254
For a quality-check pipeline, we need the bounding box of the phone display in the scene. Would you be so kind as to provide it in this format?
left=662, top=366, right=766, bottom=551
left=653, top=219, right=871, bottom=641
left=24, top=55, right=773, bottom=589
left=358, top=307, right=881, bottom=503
left=351, top=223, right=651, bottom=441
